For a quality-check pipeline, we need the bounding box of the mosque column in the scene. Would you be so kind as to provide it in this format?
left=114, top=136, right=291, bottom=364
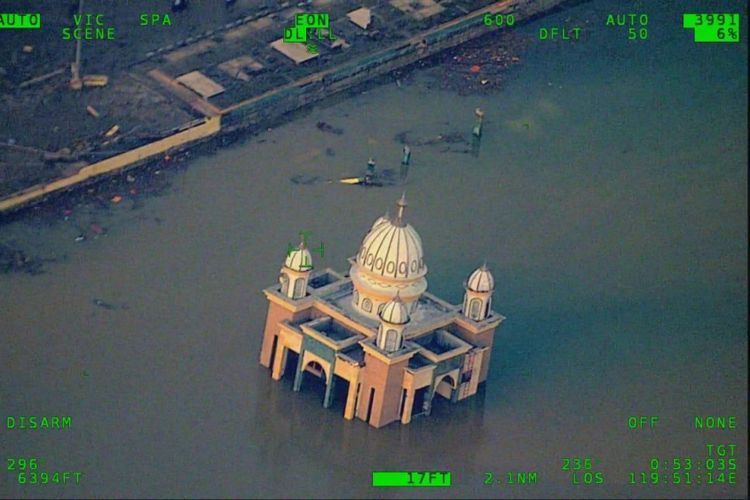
left=451, top=384, right=459, bottom=403
left=271, top=341, right=287, bottom=380
left=424, top=385, right=435, bottom=416
left=344, top=378, right=359, bottom=420
left=323, top=363, right=336, bottom=408
left=401, top=387, right=416, bottom=424
left=293, top=350, right=305, bottom=391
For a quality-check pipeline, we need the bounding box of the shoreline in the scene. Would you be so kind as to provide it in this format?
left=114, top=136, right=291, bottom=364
left=0, top=0, right=568, bottom=216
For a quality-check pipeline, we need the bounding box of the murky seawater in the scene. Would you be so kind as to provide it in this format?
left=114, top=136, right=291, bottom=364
left=1, top=1, right=747, bottom=498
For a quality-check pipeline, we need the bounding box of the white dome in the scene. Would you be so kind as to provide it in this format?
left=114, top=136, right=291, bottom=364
left=285, top=245, right=312, bottom=272
left=357, top=196, right=425, bottom=280
left=357, top=222, right=425, bottom=279
left=370, top=213, right=390, bottom=230
left=467, top=264, right=494, bottom=292
left=379, top=295, right=410, bottom=325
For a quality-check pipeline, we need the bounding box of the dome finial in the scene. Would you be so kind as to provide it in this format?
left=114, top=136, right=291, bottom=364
left=481, top=259, right=487, bottom=270
left=298, top=233, right=307, bottom=250
left=395, top=192, right=408, bottom=226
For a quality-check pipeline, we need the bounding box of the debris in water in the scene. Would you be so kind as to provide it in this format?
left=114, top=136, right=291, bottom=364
left=104, top=125, right=120, bottom=138
left=0, top=244, right=49, bottom=275
left=92, top=299, right=116, bottom=310
left=401, top=144, right=411, bottom=165
left=290, top=174, right=323, bottom=185
left=316, top=121, right=344, bottom=135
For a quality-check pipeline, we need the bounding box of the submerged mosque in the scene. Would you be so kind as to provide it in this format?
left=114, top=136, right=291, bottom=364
left=259, top=194, right=504, bottom=427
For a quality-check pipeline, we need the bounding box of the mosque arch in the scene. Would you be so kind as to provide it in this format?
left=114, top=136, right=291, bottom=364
left=293, top=278, right=305, bottom=298
left=305, top=360, right=326, bottom=379
left=469, top=298, right=481, bottom=320
left=353, top=290, right=359, bottom=305
left=384, top=330, right=399, bottom=351
left=436, top=373, right=457, bottom=389
left=362, top=298, right=372, bottom=312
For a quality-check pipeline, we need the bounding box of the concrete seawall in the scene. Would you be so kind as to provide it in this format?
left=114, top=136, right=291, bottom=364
left=0, top=117, right=221, bottom=213
left=0, top=0, right=565, bottom=214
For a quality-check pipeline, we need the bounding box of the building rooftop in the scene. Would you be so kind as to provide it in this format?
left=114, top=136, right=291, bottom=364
left=347, top=7, right=372, bottom=30
left=414, top=329, right=470, bottom=357
left=339, top=344, right=365, bottom=365
left=316, top=277, right=457, bottom=331
left=408, top=353, right=433, bottom=370
left=308, top=317, right=362, bottom=343
left=270, top=38, right=320, bottom=64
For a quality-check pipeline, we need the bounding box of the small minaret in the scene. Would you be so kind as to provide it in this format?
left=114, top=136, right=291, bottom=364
left=472, top=107, right=484, bottom=138
left=394, top=191, right=408, bottom=227
left=280, top=236, right=313, bottom=299
left=376, top=292, right=410, bottom=352
left=364, top=157, right=377, bottom=185
left=463, top=262, right=494, bottom=321
left=401, top=145, right=411, bottom=165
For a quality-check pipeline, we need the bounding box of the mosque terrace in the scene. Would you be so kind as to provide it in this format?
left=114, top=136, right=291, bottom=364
left=301, top=317, right=364, bottom=349
left=338, top=344, right=366, bottom=366
left=407, top=353, right=434, bottom=371
left=307, top=268, right=346, bottom=293
left=360, top=336, right=421, bottom=360
left=413, top=329, right=472, bottom=362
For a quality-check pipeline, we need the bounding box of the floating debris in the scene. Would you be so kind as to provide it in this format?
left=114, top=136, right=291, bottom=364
left=104, top=125, right=120, bottom=138
left=340, top=177, right=363, bottom=185
left=473, top=108, right=484, bottom=138
left=316, top=121, right=344, bottom=135
left=86, top=105, right=100, bottom=118
left=290, top=174, right=323, bottom=185
left=0, top=244, right=49, bottom=275
left=422, top=30, right=531, bottom=95
left=395, top=130, right=468, bottom=147
left=401, top=145, right=411, bottom=165
left=92, top=299, right=116, bottom=310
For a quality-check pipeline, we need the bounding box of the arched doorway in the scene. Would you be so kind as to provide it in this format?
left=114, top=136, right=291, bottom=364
left=305, top=360, right=325, bottom=378
left=469, top=298, right=482, bottom=320
left=435, top=374, right=457, bottom=400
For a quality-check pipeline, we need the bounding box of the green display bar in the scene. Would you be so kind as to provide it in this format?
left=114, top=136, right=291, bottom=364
left=372, top=471, right=452, bottom=487
left=295, top=13, right=329, bottom=29
left=682, top=13, right=740, bottom=42
left=0, top=13, right=41, bottom=29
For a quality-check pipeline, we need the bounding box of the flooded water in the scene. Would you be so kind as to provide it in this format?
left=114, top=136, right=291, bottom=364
left=1, top=0, right=747, bottom=498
